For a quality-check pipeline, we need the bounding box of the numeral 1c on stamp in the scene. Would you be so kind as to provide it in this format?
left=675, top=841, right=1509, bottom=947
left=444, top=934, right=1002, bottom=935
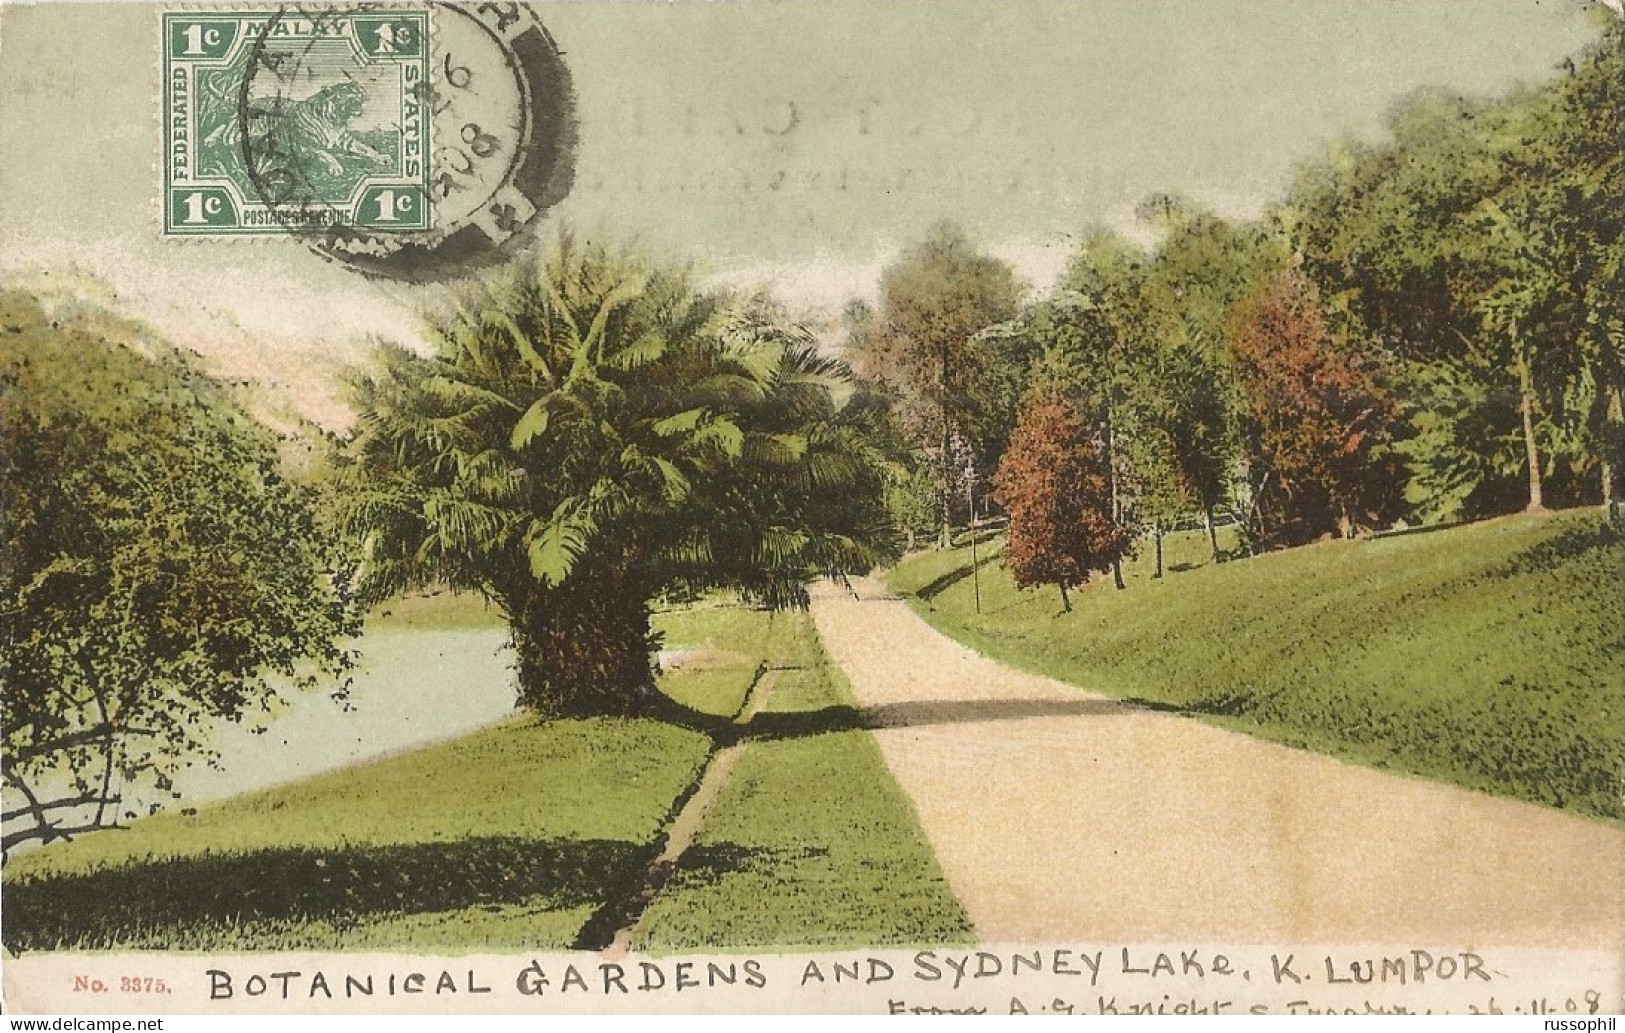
left=163, top=8, right=432, bottom=235
left=161, top=3, right=577, bottom=284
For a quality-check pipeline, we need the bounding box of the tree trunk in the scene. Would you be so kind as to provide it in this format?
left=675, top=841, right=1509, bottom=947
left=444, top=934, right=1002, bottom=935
left=1105, top=410, right=1119, bottom=525
left=939, top=417, right=954, bottom=549
left=1153, top=526, right=1164, bottom=579
left=1518, top=364, right=1545, bottom=513
left=1204, top=503, right=1221, bottom=563
left=1103, top=404, right=1126, bottom=591
left=1244, top=470, right=1272, bottom=555
left=1058, top=582, right=1071, bottom=613
left=506, top=576, right=662, bottom=719
left=1605, top=384, right=1622, bottom=522
left=92, top=696, right=116, bottom=828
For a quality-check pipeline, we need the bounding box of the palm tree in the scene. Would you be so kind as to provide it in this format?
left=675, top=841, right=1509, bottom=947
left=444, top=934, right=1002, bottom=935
left=336, top=233, right=899, bottom=720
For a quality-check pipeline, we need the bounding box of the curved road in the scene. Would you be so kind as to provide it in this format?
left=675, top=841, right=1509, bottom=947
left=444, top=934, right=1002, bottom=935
left=810, top=580, right=1624, bottom=950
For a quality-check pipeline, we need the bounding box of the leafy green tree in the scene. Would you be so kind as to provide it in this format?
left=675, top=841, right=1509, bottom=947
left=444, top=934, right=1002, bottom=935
left=1288, top=23, right=1623, bottom=519
left=1477, top=20, right=1624, bottom=513
left=885, top=462, right=940, bottom=553
left=1139, top=199, right=1283, bottom=557
left=1285, top=92, right=1507, bottom=522
left=847, top=222, right=1026, bottom=545
left=1286, top=89, right=1502, bottom=367
left=1558, top=19, right=1625, bottom=514
left=1, top=290, right=357, bottom=857
left=336, top=235, right=898, bottom=720
left=1149, top=331, right=1236, bottom=561
left=1118, top=410, right=1194, bottom=579
left=1392, top=339, right=1529, bottom=522
left=992, top=385, right=1136, bottom=612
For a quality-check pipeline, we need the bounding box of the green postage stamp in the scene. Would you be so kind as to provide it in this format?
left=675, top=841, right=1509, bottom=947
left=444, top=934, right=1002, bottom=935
left=159, top=2, right=577, bottom=281
left=162, top=9, right=432, bottom=235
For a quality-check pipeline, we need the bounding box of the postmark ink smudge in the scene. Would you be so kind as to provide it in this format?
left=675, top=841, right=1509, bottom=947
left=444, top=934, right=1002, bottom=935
left=162, top=3, right=576, bottom=283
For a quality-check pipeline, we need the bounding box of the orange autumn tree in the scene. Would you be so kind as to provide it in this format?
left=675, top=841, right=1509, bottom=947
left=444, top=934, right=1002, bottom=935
left=992, top=386, right=1136, bottom=612
left=1230, top=268, right=1402, bottom=548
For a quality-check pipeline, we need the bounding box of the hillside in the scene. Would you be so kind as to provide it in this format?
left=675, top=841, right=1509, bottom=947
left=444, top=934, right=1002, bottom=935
left=888, top=511, right=1625, bottom=820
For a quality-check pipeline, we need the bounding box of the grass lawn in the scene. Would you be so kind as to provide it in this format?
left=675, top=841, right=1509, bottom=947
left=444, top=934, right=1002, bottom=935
left=2, top=715, right=714, bottom=952
left=651, top=602, right=790, bottom=719
left=888, top=510, right=1625, bottom=821
left=363, top=588, right=508, bottom=632
left=633, top=612, right=973, bottom=952
left=3, top=596, right=966, bottom=953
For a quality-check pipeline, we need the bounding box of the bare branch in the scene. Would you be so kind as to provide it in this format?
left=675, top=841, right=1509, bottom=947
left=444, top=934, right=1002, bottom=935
left=3, top=725, right=156, bottom=773
left=2, top=793, right=121, bottom=823
left=2, top=820, right=125, bottom=855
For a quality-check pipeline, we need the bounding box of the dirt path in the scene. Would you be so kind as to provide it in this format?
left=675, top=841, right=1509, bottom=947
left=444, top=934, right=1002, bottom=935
left=810, top=579, right=1625, bottom=949
left=593, top=665, right=782, bottom=953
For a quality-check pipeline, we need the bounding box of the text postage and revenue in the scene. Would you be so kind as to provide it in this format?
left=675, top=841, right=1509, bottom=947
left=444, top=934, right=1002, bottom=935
left=161, top=3, right=576, bottom=281
left=163, top=9, right=432, bottom=234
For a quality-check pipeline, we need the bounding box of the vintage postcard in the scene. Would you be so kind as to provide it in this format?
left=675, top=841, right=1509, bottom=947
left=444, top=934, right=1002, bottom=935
left=2, top=0, right=1622, bottom=1018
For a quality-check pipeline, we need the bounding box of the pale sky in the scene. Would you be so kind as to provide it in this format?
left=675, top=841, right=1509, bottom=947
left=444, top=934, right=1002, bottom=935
left=0, top=0, right=1608, bottom=424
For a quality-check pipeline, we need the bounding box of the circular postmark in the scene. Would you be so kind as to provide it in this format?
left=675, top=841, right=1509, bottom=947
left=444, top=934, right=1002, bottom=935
left=237, top=2, right=575, bottom=282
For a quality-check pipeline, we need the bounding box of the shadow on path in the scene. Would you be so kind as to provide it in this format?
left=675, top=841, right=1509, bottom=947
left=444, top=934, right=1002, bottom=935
left=734, top=696, right=1133, bottom=744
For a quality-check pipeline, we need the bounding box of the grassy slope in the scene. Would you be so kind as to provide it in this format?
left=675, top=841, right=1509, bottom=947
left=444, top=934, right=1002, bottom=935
left=888, top=511, right=1625, bottom=820
left=4, top=596, right=965, bottom=953
left=4, top=717, right=709, bottom=952
left=634, top=613, right=973, bottom=952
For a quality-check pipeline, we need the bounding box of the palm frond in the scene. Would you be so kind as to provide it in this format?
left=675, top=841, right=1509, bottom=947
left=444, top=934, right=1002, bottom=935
left=492, top=312, right=556, bottom=383
left=651, top=407, right=707, bottom=437
left=524, top=501, right=599, bottom=588
left=692, top=414, right=745, bottom=458
left=418, top=374, right=521, bottom=414
left=510, top=396, right=553, bottom=450
left=691, top=373, right=768, bottom=405
left=606, top=330, right=669, bottom=371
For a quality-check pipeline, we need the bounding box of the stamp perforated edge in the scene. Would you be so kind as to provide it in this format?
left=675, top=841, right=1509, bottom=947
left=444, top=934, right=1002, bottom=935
left=158, top=4, right=435, bottom=239
left=155, top=2, right=441, bottom=246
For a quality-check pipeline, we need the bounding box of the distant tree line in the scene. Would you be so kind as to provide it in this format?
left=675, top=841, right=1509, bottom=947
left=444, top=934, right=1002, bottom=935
left=846, top=21, right=1622, bottom=605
